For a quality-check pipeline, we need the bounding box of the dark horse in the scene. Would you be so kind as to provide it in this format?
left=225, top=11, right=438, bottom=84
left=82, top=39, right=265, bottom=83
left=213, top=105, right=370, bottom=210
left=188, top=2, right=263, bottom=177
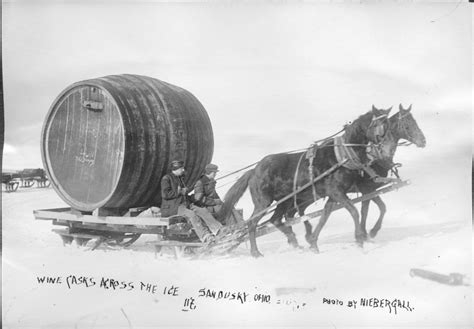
left=303, top=104, right=426, bottom=241
left=217, top=107, right=392, bottom=257
left=358, top=104, right=426, bottom=238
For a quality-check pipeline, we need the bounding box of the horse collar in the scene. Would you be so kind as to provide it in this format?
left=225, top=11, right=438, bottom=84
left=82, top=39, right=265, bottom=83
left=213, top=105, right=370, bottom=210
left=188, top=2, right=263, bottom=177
left=334, top=136, right=364, bottom=170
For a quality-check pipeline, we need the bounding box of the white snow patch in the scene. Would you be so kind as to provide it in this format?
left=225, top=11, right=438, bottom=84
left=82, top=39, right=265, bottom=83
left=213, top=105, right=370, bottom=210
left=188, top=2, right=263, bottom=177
left=2, top=185, right=472, bottom=327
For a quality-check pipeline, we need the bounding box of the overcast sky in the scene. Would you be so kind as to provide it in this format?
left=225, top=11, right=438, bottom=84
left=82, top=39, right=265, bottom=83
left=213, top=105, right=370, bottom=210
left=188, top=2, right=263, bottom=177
left=2, top=2, right=472, bottom=180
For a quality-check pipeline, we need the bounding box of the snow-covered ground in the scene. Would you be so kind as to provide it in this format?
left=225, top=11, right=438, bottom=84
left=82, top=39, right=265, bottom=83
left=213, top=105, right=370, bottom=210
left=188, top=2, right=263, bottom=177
left=2, top=166, right=472, bottom=328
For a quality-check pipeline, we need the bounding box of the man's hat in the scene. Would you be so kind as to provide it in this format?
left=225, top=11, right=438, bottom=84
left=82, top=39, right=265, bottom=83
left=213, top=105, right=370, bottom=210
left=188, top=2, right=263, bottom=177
left=205, top=163, right=219, bottom=174
left=170, top=160, right=184, bottom=170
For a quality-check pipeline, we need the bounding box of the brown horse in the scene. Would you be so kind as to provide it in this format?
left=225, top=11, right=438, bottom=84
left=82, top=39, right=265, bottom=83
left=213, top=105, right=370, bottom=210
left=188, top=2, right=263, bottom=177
left=353, top=104, right=426, bottom=238
left=217, top=107, right=392, bottom=257
left=302, top=104, right=426, bottom=241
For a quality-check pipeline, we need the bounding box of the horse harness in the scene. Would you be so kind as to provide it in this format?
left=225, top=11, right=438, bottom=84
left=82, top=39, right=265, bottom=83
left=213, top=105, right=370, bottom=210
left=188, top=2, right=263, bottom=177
left=292, top=114, right=392, bottom=214
left=292, top=145, right=319, bottom=214
left=394, top=111, right=415, bottom=146
left=367, top=111, right=413, bottom=178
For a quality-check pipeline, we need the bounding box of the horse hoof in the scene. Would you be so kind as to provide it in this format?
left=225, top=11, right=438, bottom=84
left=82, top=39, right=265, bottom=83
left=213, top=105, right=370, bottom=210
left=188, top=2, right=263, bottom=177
left=292, top=244, right=304, bottom=250
left=360, top=231, right=369, bottom=241
left=356, top=232, right=366, bottom=243
left=309, top=245, right=320, bottom=254
left=369, top=229, right=379, bottom=238
left=289, top=240, right=302, bottom=249
left=251, top=251, right=264, bottom=258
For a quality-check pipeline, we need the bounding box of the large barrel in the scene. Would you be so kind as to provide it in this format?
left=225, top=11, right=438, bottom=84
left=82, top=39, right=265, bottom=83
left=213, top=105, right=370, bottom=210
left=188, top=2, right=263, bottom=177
left=41, top=74, right=213, bottom=212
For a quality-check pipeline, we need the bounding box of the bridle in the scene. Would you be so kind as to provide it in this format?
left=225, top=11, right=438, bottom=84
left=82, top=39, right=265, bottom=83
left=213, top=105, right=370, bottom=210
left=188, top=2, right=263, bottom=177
left=367, top=114, right=402, bottom=162
left=367, top=111, right=419, bottom=178
left=394, top=111, right=416, bottom=146
left=369, top=113, right=390, bottom=141
left=365, top=113, right=392, bottom=157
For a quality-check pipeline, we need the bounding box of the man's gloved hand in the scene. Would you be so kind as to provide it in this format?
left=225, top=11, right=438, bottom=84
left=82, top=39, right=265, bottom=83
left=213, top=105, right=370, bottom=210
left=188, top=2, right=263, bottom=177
left=178, top=187, right=188, bottom=195
left=215, top=199, right=224, bottom=205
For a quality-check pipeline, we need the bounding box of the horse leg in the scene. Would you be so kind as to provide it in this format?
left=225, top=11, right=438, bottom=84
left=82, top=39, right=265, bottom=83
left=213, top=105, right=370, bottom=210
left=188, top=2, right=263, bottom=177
left=307, top=200, right=335, bottom=253
left=293, top=203, right=313, bottom=245
left=310, top=190, right=365, bottom=250
left=285, top=202, right=312, bottom=247
left=247, top=178, right=272, bottom=258
left=248, top=211, right=266, bottom=258
left=360, top=200, right=370, bottom=241
left=335, top=192, right=364, bottom=247
left=269, top=204, right=301, bottom=249
left=369, top=196, right=386, bottom=238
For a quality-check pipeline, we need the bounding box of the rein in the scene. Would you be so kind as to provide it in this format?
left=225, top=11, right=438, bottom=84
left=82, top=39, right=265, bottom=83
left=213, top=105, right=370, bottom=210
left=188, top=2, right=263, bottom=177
left=216, top=113, right=394, bottom=183
left=216, top=162, right=260, bottom=181
left=216, top=127, right=347, bottom=182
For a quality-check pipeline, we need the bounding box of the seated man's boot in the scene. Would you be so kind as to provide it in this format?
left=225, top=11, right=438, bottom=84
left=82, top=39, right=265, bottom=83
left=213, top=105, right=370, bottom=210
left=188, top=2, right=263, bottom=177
left=202, top=233, right=216, bottom=244
left=216, top=226, right=233, bottom=237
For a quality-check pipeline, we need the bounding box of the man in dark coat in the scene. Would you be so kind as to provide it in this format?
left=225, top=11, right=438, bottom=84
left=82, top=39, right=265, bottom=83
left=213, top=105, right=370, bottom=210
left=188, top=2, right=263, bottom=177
left=160, top=160, right=188, bottom=217
left=193, top=163, right=223, bottom=212
left=193, top=163, right=244, bottom=226
left=160, top=160, right=222, bottom=243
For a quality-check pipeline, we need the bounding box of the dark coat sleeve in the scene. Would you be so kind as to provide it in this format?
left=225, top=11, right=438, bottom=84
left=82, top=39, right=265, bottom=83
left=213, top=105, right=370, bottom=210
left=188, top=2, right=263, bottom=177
left=161, top=175, right=180, bottom=200
left=208, top=180, right=221, bottom=201
left=193, top=177, right=221, bottom=206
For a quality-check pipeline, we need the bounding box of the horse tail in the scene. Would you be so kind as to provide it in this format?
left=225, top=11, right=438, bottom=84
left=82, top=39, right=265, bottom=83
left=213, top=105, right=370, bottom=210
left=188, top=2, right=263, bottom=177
left=217, top=169, right=255, bottom=222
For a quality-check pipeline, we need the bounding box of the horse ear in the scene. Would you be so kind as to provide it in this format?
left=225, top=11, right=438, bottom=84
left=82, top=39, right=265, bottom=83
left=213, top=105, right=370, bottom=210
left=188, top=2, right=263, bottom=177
left=399, top=103, right=404, bottom=111
left=407, top=104, right=412, bottom=111
left=387, top=106, right=393, bottom=114
left=372, top=104, right=377, bottom=112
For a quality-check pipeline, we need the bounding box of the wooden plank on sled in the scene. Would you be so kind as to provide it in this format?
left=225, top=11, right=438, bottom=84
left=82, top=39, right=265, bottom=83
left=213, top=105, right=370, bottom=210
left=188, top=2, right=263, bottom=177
left=34, top=208, right=171, bottom=226
left=52, top=228, right=141, bottom=249
left=147, top=240, right=204, bottom=247
left=53, top=220, right=165, bottom=234
left=34, top=208, right=72, bottom=220
left=52, top=228, right=101, bottom=240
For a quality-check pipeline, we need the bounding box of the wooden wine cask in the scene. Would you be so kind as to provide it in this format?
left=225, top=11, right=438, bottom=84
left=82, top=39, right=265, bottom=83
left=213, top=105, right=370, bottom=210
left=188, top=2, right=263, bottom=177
left=41, top=74, right=214, bottom=212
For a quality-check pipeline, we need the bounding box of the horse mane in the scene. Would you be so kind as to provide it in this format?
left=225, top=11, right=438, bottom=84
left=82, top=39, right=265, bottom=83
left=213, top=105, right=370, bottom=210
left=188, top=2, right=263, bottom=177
left=343, top=111, right=373, bottom=143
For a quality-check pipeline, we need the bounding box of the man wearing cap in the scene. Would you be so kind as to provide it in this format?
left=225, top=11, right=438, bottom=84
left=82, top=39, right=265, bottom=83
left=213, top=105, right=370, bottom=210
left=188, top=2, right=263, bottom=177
left=193, top=163, right=223, bottom=212
left=193, top=163, right=244, bottom=226
left=188, top=163, right=225, bottom=236
left=160, top=160, right=220, bottom=243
